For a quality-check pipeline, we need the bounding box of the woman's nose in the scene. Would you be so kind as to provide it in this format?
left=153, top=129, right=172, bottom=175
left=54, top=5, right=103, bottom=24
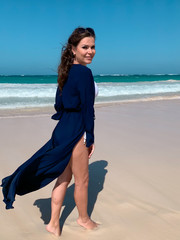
left=88, top=48, right=92, bottom=54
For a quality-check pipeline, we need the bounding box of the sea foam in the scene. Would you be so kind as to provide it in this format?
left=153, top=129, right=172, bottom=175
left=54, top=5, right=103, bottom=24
left=1, top=75, right=180, bottom=109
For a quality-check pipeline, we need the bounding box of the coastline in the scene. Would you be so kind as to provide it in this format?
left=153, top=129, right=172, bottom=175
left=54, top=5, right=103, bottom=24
left=1, top=73, right=180, bottom=112
left=1, top=96, right=180, bottom=118
left=0, top=99, right=180, bottom=239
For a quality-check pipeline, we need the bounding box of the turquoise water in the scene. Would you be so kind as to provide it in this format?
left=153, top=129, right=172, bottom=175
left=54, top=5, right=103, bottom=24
left=1, top=74, right=180, bottom=84
left=0, top=74, right=180, bottom=109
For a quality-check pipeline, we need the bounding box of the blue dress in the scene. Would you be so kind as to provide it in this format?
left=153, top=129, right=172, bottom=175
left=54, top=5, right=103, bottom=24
left=1, top=64, right=95, bottom=209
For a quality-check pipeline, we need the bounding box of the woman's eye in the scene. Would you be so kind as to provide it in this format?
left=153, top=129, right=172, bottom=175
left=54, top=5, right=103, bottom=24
left=82, top=46, right=95, bottom=50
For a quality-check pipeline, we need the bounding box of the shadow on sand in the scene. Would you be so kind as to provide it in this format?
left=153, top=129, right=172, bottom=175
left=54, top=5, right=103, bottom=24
left=34, top=160, right=108, bottom=230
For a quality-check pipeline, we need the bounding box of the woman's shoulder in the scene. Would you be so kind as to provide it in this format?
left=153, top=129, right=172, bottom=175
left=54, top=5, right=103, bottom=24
left=68, top=64, right=94, bottom=88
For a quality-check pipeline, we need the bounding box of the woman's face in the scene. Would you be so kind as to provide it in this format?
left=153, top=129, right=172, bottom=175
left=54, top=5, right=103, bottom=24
left=72, top=37, right=96, bottom=66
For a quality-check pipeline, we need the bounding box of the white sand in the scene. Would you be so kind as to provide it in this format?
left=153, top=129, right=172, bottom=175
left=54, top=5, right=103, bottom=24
left=0, top=100, right=180, bottom=239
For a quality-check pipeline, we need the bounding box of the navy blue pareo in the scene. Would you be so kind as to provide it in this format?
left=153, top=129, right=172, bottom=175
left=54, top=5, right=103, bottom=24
left=1, top=64, right=96, bottom=209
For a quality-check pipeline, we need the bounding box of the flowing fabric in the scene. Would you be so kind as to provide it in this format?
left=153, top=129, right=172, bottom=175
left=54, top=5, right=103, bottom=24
left=1, top=64, right=97, bottom=209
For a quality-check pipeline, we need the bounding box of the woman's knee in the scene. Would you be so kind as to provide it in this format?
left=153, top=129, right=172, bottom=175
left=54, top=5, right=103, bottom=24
left=74, top=173, right=89, bottom=189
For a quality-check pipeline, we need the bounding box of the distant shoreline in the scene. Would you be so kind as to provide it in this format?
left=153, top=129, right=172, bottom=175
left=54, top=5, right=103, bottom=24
left=1, top=73, right=180, bottom=77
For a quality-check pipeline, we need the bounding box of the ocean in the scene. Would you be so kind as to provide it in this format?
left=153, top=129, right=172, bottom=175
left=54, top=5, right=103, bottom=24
left=0, top=74, right=180, bottom=109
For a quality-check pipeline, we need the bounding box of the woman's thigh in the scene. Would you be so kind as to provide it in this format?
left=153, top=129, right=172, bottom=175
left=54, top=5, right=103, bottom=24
left=70, top=134, right=89, bottom=182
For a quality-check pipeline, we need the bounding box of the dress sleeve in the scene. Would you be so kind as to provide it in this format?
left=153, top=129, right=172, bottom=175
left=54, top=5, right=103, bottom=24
left=77, top=67, right=95, bottom=147
left=51, top=87, right=64, bottom=120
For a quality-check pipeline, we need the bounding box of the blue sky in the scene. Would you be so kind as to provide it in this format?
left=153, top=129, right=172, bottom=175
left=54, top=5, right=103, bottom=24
left=0, top=0, right=180, bottom=75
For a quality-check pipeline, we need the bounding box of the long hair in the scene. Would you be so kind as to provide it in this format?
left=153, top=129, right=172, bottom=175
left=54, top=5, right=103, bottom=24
left=57, top=27, right=96, bottom=91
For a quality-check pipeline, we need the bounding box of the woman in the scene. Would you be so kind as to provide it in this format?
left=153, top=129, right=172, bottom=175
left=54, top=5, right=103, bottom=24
left=1, top=27, right=98, bottom=236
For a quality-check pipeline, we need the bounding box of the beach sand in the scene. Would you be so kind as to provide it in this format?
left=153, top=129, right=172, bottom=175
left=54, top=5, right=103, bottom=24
left=0, top=100, right=180, bottom=240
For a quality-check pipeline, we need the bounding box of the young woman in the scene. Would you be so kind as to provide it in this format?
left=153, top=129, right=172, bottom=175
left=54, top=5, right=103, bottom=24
left=1, top=27, right=99, bottom=236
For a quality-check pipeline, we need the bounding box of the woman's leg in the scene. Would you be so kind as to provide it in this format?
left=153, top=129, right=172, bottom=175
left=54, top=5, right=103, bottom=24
left=70, top=134, right=98, bottom=229
left=46, top=163, right=72, bottom=236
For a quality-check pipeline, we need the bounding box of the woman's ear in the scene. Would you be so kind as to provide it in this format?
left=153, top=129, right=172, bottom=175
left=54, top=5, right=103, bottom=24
left=72, top=46, right=76, bottom=55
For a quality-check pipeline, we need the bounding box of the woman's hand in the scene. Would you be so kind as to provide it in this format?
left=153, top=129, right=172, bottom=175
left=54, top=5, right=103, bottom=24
left=88, top=144, right=95, bottom=159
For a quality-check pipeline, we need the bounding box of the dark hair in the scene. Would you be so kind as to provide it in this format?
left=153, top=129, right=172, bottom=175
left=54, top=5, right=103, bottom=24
left=57, top=27, right=96, bottom=91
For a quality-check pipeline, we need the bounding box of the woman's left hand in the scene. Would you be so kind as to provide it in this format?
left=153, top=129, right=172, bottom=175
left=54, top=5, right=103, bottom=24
left=88, top=144, right=95, bottom=159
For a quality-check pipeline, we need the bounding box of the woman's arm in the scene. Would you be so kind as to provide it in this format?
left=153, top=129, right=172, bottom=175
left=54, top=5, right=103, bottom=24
left=77, top=66, right=95, bottom=148
left=51, top=87, right=64, bottom=120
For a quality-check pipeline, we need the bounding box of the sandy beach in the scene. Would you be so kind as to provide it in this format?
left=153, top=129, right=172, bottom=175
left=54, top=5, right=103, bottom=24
left=0, top=100, right=180, bottom=240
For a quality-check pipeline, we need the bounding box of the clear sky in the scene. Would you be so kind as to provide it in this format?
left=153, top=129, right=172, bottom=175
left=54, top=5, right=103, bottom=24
left=0, top=0, right=180, bottom=75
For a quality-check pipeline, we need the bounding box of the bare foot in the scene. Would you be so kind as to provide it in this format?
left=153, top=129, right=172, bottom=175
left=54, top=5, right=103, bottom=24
left=77, top=217, right=98, bottom=230
left=46, top=222, right=61, bottom=237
